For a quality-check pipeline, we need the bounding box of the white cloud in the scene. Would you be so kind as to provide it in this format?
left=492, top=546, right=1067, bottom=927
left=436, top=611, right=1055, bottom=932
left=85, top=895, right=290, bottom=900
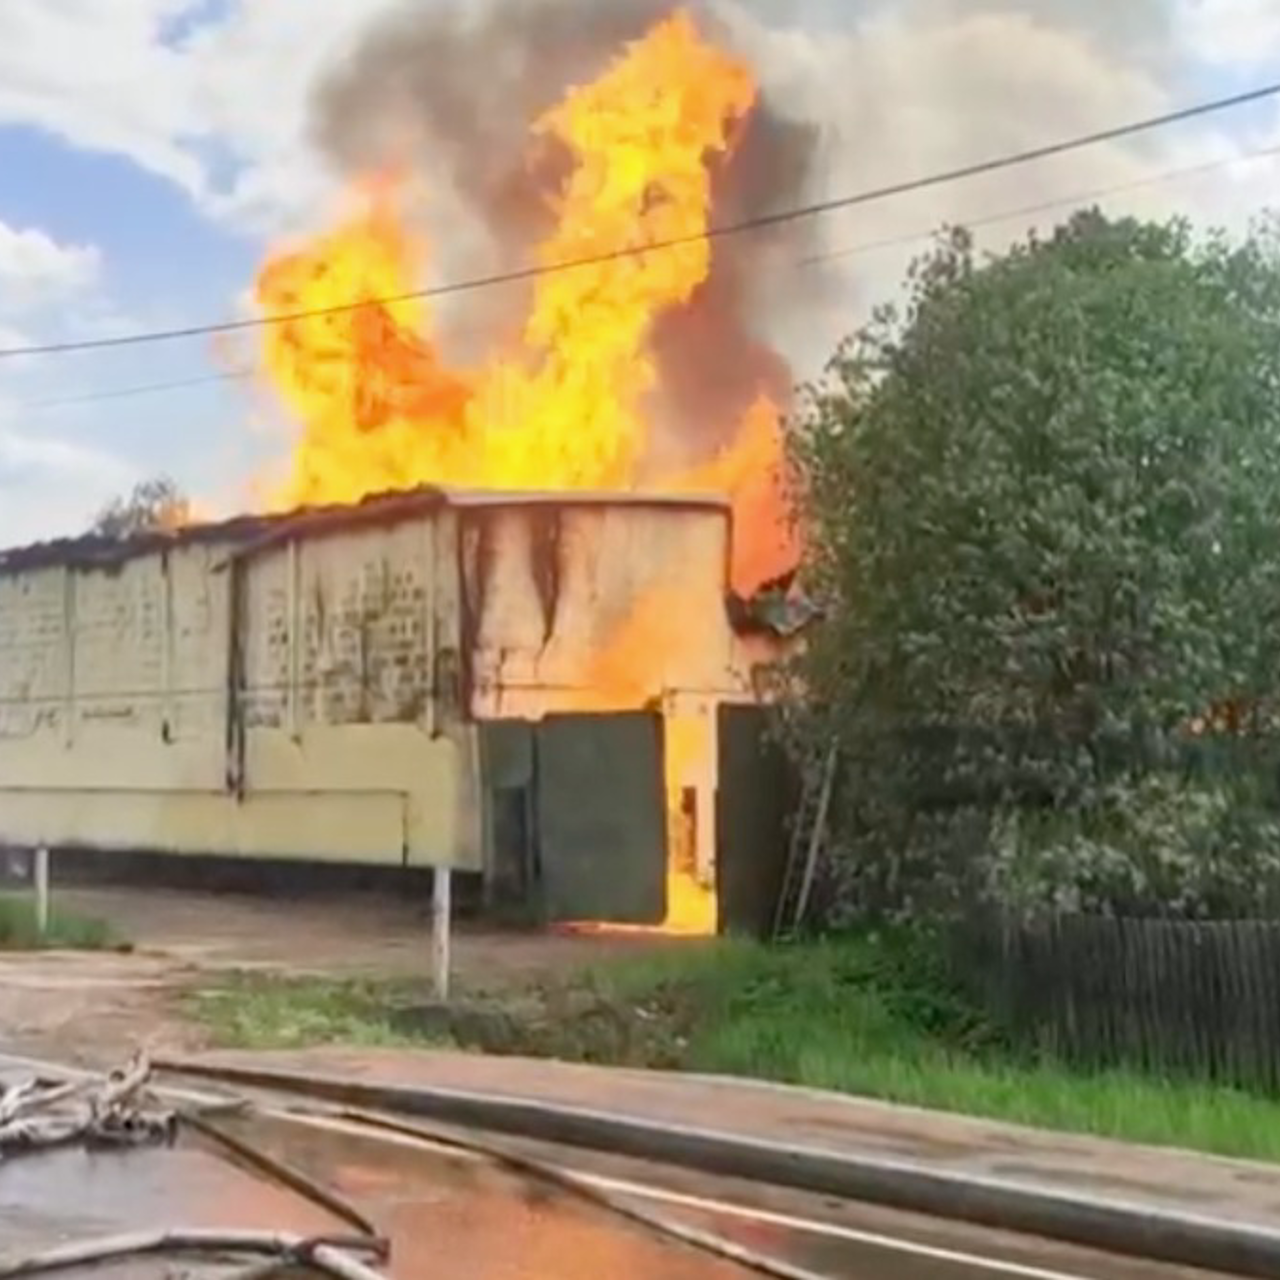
left=0, top=217, right=123, bottom=385
left=0, top=217, right=114, bottom=373
left=177, top=2, right=374, bottom=231
left=0, top=0, right=374, bottom=233
left=0, top=415, right=137, bottom=546
left=0, top=212, right=139, bottom=547
left=0, top=1, right=206, bottom=195
left=1177, top=0, right=1280, bottom=68
left=0, top=221, right=100, bottom=311
left=0, top=0, right=1272, bottom=245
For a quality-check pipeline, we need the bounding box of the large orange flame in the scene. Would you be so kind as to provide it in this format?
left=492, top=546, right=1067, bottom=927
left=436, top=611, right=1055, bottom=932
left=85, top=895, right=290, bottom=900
left=254, top=10, right=800, bottom=932
left=257, top=10, right=796, bottom=592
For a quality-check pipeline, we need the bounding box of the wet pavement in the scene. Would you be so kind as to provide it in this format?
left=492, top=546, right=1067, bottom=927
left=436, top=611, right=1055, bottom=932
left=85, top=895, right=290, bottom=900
left=0, top=1143, right=339, bottom=1277
left=0, top=1124, right=758, bottom=1279
left=2, top=1101, right=1239, bottom=1279
left=0, top=1053, right=1251, bottom=1279
left=197, top=1045, right=1280, bottom=1235
left=218, top=1108, right=1239, bottom=1280
left=232, top=1113, right=755, bottom=1280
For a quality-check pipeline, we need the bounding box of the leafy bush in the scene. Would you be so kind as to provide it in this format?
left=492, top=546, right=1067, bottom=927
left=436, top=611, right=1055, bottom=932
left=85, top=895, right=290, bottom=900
left=987, top=777, right=1280, bottom=921
left=792, top=210, right=1280, bottom=922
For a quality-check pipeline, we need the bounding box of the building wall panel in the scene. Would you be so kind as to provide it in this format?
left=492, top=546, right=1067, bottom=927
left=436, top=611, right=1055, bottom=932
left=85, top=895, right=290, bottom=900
left=0, top=494, right=761, bottom=885
left=293, top=522, right=434, bottom=728
left=0, top=566, right=70, bottom=745
left=0, top=787, right=407, bottom=863
left=464, top=503, right=754, bottom=718
left=0, top=511, right=483, bottom=870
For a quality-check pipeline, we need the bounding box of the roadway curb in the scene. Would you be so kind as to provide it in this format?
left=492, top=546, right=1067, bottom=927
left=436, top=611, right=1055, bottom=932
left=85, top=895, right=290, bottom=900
left=155, top=1057, right=1280, bottom=1278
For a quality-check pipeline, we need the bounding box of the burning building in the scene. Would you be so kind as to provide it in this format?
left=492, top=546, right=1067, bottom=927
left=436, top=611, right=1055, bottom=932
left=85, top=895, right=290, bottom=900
left=0, top=486, right=799, bottom=931
left=0, top=10, right=818, bottom=932
left=251, top=9, right=803, bottom=598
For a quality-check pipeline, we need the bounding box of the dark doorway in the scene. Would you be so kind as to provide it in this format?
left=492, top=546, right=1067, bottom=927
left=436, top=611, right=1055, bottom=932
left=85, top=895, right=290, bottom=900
left=716, top=704, right=798, bottom=937
left=479, top=720, right=538, bottom=912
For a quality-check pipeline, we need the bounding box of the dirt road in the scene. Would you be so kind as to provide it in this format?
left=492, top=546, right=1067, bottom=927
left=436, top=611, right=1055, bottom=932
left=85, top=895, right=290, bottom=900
left=0, top=885, right=672, bottom=1061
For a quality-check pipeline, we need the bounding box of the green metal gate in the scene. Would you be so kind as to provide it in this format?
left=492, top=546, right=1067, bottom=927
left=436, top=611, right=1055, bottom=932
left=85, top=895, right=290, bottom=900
left=480, top=711, right=668, bottom=924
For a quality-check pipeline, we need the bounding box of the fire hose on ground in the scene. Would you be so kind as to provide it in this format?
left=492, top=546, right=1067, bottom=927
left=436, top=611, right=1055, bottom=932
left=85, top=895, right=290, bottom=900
left=0, top=1232, right=389, bottom=1280
left=0, top=1055, right=390, bottom=1280
left=0, top=1052, right=833, bottom=1280
left=0, top=1053, right=175, bottom=1158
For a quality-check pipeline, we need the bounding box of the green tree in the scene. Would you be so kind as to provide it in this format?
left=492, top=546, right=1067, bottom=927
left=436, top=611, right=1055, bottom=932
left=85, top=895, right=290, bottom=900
left=793, top=210, right=1280, bottom=922
left=91, top=475, right=191, bottom=539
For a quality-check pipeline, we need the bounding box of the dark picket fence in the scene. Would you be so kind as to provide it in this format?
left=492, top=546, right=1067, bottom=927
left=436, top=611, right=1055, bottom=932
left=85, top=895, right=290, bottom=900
left=956, top=914, right=1280, bottom=1091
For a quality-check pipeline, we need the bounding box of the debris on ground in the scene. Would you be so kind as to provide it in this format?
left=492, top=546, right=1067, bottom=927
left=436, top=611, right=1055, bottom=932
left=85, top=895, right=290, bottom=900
left=0, top=1053, right=390, bottom=1278
left=0, top=1229, right=388, bottom=1280
left=0, top=1053, right=176, bottom=1158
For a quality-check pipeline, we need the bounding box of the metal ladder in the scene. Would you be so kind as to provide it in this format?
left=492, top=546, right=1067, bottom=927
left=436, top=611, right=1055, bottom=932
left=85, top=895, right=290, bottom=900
left=772, top=744, right=839, bottom=939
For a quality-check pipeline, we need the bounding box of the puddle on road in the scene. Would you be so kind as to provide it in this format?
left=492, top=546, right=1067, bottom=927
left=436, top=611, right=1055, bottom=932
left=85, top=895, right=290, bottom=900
left=0, top=1117, right=774, bottom=1279
left=0, top=1143, right=338, bottom=1278
left=214, top=1112, right=771, bottom=1279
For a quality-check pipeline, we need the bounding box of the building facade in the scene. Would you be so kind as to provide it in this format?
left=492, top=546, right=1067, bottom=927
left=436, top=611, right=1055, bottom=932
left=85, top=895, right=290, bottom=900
left=0, top=488, right=781, bottom=925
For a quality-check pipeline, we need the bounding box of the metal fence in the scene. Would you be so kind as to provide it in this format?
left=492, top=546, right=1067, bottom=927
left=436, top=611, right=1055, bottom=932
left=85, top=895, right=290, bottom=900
left=957, top=914, right=1280, bottom=1091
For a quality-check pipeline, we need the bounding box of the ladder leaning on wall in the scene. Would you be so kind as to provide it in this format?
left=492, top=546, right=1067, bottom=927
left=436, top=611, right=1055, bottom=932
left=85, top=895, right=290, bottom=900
left=772, top=744, right=839, bottom=940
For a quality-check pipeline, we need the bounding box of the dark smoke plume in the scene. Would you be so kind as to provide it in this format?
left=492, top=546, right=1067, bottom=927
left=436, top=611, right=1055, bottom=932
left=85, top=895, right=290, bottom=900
left=310, top=0, right=833, bottom=460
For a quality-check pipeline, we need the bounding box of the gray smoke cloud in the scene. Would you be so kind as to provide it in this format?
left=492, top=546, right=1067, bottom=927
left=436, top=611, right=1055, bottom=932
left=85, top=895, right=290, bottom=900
left=710, top=0, right=1233, bottom=367
left=915, top=0, right=1178, bottom=60
left=308, top=0, right=1259, bottom=433
left=309, top=0, right=832, bottom=461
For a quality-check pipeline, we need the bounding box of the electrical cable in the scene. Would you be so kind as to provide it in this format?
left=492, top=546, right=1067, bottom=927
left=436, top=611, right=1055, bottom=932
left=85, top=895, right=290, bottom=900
left=17, top=369, right=249, bottom=410
left=1, top=80, right=1277, bottom=360
left=9, top=138, right=1278, bottom=416
left=797, top=141, right=1280, bottom=268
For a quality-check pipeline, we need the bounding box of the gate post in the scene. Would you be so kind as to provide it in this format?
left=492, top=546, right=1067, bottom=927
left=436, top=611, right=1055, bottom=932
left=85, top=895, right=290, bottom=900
left=432, top=866, right=452, bottom=1002
left=33, top=846, right=50, bottom=939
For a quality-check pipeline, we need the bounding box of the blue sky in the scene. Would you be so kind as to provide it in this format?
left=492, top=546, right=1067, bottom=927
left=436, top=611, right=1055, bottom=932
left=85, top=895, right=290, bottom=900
left=0, top=130, right=257, bottom=467
left=0, top=0, right=1275, bottom=546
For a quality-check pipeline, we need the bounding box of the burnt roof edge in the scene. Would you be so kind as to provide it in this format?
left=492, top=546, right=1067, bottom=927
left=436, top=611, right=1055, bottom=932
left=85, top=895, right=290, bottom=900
left=0, top=485, right=731, bottom=576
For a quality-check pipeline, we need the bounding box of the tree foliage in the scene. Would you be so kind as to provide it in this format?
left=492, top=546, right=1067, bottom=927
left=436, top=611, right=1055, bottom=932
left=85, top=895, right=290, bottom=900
left=91, top=475, right=190, bottom=539
left=792, top=210, right=1280, bottom=922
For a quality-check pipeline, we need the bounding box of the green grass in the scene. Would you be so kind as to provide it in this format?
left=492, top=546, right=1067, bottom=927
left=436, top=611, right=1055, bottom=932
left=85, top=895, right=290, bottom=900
left=0, top=891, right=117, bottom=950
left=186, top=933, right=1280, bottom=1164
left=187, top=975, right=442, bottom=1051
left=589, top=937, right=1280, bottom=1162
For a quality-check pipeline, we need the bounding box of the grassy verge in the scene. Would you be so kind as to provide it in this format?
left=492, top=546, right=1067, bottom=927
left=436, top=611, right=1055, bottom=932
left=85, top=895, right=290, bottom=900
left=188, top=934, right=1280, bottom=1163
left=0, top=891, right=117, bottom=950
left=188, top=976, right=434, bottom=1050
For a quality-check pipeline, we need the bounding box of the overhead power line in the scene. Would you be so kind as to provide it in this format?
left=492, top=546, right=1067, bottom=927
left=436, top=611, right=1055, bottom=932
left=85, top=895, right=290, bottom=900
left=798, top=140, right=1280, bottom=269
left=8, top=136, right=1280, bottom=417
left=2, top=79, right=1279, bottom=362
left=20, top=370, right=249, bottom=410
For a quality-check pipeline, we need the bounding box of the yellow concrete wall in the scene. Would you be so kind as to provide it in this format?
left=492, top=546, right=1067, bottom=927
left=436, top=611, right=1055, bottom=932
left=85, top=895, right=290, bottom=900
left=236, top=519, right=480, bottom=868
left=0, top=516, right=483, bottom=869
left=0, top=497, right=776, bottom=876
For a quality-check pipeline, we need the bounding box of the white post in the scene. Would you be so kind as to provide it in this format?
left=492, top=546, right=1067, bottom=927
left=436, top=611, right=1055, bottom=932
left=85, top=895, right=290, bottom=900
left=432, top=866, right=452, bottom=1003
left=33, top=847, right=50, bottom=940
